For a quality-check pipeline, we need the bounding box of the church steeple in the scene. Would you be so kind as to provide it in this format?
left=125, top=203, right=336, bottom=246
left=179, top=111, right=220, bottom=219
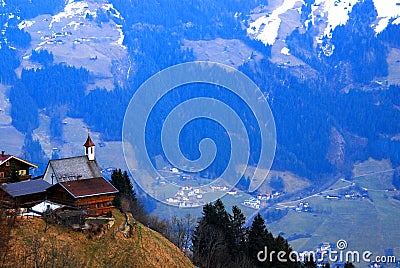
left=83, top=129, right=95, bottom=161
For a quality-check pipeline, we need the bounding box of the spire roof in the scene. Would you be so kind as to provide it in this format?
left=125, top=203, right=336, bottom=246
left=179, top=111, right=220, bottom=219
left=83, top=130, right=95, bottom=147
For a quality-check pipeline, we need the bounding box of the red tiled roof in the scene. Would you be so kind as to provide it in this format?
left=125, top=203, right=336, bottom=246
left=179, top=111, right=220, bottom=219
left=83, top=134, right=95, bottom=147
left=59, top=177, right=118, bottom=198
left=0, top=154, right=10, bottom=162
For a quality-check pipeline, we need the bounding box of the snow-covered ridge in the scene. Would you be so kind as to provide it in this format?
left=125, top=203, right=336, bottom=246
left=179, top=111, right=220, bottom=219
left=17, top=0, right=125, bottom=47
left=49, top=0, right=93, bottom=29
left=372, top=0, right=400, bottom=33
left=247, top=0, right=304, bottom=45
left=247, top=0, right=400, bottom=46
left=309, top=0, right=359, bottom=40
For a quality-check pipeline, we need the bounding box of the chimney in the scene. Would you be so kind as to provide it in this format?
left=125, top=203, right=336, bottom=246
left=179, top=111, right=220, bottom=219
left=1, top=151, right=4, bottom=157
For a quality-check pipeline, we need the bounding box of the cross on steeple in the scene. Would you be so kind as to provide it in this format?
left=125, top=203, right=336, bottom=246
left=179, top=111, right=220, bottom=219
left=83, top=128, right=95, bottom=161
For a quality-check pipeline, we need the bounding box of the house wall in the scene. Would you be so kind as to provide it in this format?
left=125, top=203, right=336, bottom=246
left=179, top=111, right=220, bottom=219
left=0, top=159, right=32, bottom=183
left=76, top=195, right=115, bottom=216
left=0, top=190, right=46, bottom=209
left=47, top=185, right=115, bottom=216
left=43, top=166, right=56, bottom=185
left=47, top=185, right=76, bottom=206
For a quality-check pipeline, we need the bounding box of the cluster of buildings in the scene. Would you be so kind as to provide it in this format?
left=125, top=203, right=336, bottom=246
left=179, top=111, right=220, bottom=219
left=242, top=192, right=281, bottom=209
left=166, top=184, right=235, bottom=207
left=324, top=191, right=369, bottom=201
left=242, top=197, right=261, bottom=209
left=40, top=31, right=73, bottom=45
left=0, top=133, right=118, bottom=223
left=166, top=186, right=204, bottom=207
left=295, top=202, right=312, bottom=212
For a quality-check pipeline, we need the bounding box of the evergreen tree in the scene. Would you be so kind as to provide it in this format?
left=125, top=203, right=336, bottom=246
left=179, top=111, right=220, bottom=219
left=9, top=163, right=20, bottom=183
left=22, top=134, right=48, bottom=176
left=302, top=253, right=317, bottom=268
left=111, top=169, right=134, bottom=198
left=272, top=235, right=299, bottom=268
left=247, top=213, right=267, bottom=265
left=192, top=200, right=301, bottom=268
left=230, top=205, right=246, bottom=250
left=110, top=169, right=137, bottom=212
left=344, top=262, right=355, bottom=268
left=192, top=200, right=231, bottom=267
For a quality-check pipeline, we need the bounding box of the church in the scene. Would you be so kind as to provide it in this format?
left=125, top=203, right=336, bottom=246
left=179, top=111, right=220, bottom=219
left=45, top=132, right=119, bottom=217
left=0, top=132, right=118, bottom=217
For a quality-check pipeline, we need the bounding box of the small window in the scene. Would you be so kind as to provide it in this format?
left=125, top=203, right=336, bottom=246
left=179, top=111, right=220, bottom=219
left=0, top=172, right=4, bottom=178
left=5, top=161, right=10, bottom=166
left=19, top=170, right=26, bottom=176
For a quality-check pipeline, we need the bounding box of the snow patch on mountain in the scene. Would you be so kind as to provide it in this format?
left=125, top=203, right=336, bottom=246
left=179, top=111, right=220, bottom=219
left=372, top=0, right=400, bottom=33
left=247, top=0, right=304, bottom=45
left=50, top=1, right=93, bottom=29
left=281, top=47, right=291, bottom=55
left=18, top=0, right=125, bottom=48
left=309, top=0, right=358, bottom=40
left=18, top=20, right=35, bottom=30
left=247, top=0, right=400, bottom=45
left=16, top=0, right=129, bottom=91
left=102, top=3, right=123, bottom=21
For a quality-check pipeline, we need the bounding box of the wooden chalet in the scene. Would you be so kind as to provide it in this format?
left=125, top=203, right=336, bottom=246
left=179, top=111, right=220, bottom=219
left=0, top=151, right=38, bottom=183
left=0, top=179, right=51, bottom=208
left=40, top=132, right=118, bottom=217
left=47, top=177, right=118, bottom=217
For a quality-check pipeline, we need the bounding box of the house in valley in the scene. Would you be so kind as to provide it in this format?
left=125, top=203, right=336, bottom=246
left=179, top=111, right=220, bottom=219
left=0, top=151, right=38, bottom=183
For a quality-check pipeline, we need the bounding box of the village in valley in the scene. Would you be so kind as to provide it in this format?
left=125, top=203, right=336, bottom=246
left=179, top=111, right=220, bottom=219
left=151, top=164, right=284, bottom=209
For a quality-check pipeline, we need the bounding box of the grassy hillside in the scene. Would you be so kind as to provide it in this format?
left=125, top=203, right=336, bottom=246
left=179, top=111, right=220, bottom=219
left=3, top=210, right=194, bottom=268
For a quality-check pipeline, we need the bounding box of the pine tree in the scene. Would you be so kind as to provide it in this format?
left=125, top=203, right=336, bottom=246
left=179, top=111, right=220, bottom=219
left=192, top=200, right=230, bottom=268
left=192, top=200, right=300, bottom=268
left=111, top=169, right=135, bottom=198
left=110, top=169, right=137, bottom=212
left=302, top=253, right=317, bottom=268
left=344, top=262, right=355, bottom=268
left=9, top=163, right=20, bottom=183
left=231, top=205, right=246, bottom=249
left=247, top=213, right=270, bottom=267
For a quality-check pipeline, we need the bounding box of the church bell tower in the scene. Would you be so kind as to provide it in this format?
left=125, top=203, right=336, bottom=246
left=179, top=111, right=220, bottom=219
left=83, top=129, right=95, bottom=161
